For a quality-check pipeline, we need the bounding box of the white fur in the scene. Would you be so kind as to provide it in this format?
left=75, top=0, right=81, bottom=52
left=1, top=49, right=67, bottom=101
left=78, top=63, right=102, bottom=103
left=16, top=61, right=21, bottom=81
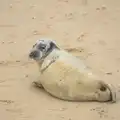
left=30, top=40, right=116, bottom=102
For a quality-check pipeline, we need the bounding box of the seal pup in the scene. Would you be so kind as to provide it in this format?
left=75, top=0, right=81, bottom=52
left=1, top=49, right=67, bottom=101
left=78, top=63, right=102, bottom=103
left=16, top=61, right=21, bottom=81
left=29, top=38, right=116, bottom=102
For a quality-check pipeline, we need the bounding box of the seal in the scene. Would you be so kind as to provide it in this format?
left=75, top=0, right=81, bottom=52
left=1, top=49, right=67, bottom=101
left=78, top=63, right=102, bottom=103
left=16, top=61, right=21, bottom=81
left=29, top=38, right=116, bottom=102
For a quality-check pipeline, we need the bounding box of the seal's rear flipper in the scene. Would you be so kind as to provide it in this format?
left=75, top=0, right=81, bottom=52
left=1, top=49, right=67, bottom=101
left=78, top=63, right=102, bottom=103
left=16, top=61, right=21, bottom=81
left=106, top=84, right=116, bottom=103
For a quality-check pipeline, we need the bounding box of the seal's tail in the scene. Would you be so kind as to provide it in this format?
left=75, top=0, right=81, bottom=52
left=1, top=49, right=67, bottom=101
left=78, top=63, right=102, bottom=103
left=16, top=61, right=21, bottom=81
left=102, top=83, right=116, bottom=103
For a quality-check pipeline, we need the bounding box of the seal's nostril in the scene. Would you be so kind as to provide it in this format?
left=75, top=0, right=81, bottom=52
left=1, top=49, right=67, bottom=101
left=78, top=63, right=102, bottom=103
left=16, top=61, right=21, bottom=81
left=29, top=51, right=39, bottom=58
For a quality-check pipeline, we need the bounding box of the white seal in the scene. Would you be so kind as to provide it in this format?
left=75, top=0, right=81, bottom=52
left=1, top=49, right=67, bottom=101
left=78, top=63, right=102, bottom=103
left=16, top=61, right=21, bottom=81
left=29, top=38, right=116, bottom=103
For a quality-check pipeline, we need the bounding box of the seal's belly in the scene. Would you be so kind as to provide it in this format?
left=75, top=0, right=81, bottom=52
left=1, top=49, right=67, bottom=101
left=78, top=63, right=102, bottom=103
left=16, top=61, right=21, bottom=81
left=40, top=58, right=99, bottom=100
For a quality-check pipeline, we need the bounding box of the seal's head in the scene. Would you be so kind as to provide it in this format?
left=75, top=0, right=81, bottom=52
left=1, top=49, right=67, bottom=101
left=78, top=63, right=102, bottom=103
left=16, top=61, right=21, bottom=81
left=29, top=38, right=59, bottom=61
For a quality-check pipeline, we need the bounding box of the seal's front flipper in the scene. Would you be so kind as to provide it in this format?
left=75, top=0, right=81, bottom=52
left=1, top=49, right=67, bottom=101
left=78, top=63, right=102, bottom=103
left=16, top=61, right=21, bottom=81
left=32, top=81, right=44, bottom=89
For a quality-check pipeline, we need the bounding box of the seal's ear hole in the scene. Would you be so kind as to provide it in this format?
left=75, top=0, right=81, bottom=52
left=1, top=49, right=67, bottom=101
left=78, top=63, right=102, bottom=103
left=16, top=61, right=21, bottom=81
left=100, top=86, right=107, bottom=92
left=50, top=41, right=56, bottom=48
left=50, top=41, right=60, bottom=50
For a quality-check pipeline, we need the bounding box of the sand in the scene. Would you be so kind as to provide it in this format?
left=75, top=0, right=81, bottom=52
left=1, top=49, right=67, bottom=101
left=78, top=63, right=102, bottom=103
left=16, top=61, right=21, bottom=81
left=0, top=0, right=120, bottom=120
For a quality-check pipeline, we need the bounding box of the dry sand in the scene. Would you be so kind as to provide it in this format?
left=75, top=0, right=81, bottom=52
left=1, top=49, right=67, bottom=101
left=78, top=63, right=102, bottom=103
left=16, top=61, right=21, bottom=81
left=0, top=0, right=120, bottom=120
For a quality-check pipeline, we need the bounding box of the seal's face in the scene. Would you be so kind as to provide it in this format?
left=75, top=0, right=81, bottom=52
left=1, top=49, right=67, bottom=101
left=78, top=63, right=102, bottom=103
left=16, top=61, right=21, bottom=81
left=29, top=39, right=59, bottom=61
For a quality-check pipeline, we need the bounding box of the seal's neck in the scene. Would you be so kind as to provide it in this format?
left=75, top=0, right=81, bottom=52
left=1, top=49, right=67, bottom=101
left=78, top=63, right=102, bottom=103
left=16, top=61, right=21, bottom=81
left=44, top=45, right=60, bottom=60
left=37, top=48, right=60, bottom=73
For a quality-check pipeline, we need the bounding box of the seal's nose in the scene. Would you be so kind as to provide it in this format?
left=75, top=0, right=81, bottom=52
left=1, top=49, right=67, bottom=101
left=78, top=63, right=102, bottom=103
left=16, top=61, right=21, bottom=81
left=29, top=50, right=39, bottom=58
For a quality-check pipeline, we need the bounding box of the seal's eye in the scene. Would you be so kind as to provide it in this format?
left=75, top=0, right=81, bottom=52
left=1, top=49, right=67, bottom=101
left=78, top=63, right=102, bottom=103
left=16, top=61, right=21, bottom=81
left=41, top=46, right=45, bottom=50
left=38, top=44, right=46, bottom=51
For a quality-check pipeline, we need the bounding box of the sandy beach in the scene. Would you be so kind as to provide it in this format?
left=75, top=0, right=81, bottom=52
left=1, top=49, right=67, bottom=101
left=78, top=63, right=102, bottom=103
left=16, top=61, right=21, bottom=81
left=0, top=0, right=120, bottom=120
